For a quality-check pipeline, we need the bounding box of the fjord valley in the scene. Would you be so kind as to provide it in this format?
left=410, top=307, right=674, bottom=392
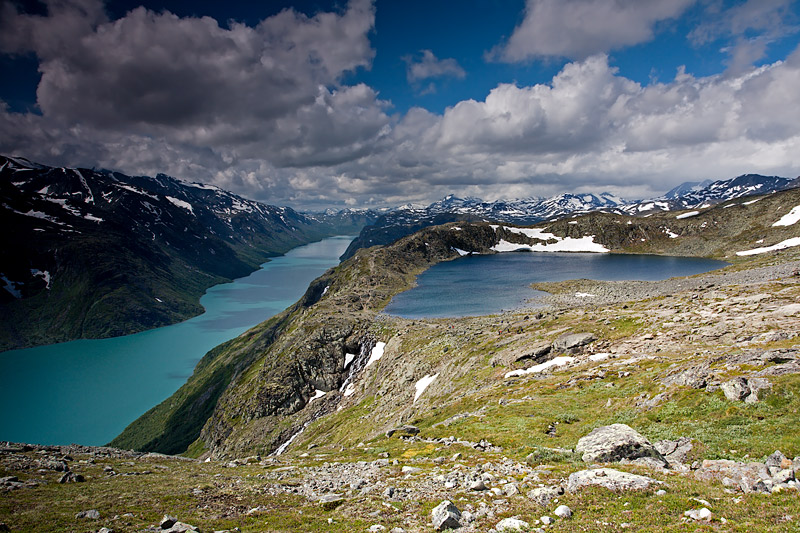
left=4, top=183, right=796, bottom=531
left=0, top=156, right=376, bottom=351
left=2, top=154, right=800, bottom=531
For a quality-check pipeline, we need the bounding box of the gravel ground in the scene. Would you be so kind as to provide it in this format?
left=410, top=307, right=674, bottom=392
left=528, top=260, right=800, bottom=309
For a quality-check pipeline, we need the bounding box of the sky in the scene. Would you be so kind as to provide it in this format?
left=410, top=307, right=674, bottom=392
left=1, top=0, right=799, bottom=210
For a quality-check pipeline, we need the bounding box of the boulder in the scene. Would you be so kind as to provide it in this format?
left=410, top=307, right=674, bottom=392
left=554, top=505, right=572, bottom=518
left=721, top=377, right=772, bottom=403
left=75, top=509, right=100, bottom=520
left=721, top=377, right=749, bottom=401
left=694, top=459, right=772, bottom=493
left=527, top=485, right=563, bottom=506
left=160, top=515, right=178, bottom=529
left=431, top=500, right=461, bottom=531
left=553, top=332, right=595, bottom=353
left=386, top=425, right=420, bottom=438
left=567, top=468, right=659, bottom=492
left=496, top=517, right=530, bottom=531
left=653, top=437, right=694, bottom=465
left=684, top=508, right=712, bottom=521
left=575, top=424, right=667, bottom=467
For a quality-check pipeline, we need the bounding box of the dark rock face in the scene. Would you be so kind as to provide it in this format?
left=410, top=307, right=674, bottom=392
left=575, top=424, right=668, bottom=467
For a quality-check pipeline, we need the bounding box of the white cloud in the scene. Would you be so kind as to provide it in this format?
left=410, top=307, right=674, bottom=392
left=1, top=1, right=800, bottom=209
left=493, top=0, right=695, bottom=61
left=404, top=50, right=466, bottom=82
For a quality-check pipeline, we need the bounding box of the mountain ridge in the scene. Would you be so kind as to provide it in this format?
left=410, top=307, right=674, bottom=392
left=0, top=155, right=377, bottom=351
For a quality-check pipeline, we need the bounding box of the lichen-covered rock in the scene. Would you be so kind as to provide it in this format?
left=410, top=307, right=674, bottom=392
left=694, top=459, right=772, bottom=493
left=567, top=468, right=659, bottom=492
left=575, top=424, right=667, bottom=466
left=654, top=437, right=694, bottom=465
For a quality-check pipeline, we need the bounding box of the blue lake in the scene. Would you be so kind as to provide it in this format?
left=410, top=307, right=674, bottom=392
left=384, top=252, right=728, bottom=319
left=0, top=236, right=353, bottom=447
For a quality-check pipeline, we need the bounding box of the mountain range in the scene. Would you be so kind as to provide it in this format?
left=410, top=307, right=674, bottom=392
left=341, top=173, right=799, bottom=259
left=0, top=156, right=376, bottom=351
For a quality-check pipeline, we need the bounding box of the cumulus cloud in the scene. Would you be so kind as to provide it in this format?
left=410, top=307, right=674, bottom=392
left=492, top=0, right=695, bottom=62
left=404, top=50, right=466, bottom=82
left=1, top=0, right=800, bottom=208
left=0, top=0, right=383, bottom=165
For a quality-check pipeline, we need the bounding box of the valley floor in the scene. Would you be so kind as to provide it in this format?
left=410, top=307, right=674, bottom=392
left=2, top=252, right=800, bottom=532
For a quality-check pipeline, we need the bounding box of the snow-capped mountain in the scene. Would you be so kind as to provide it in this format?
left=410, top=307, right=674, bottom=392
left=0, top=155, right=374, bottom=350
left=621, top=174, right=797, bottom=215
left=341, top=174, right=798, bottom=259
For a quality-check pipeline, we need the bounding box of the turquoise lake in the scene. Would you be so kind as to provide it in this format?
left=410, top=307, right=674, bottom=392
left=0, top=236, right=353, bottom=447
left=384, top=252, right=728, bottom=318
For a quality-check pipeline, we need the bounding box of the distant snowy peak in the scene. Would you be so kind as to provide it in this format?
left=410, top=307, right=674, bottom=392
left=624, top=174, right=796, bottom=215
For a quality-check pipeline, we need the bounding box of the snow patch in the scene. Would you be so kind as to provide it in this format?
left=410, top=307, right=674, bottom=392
left=676, top=211, right=700, bottom=219
left=492, top=227, right=609, bottom=253
left=736, top=237, right=800, bottom=256
left=155, top=297, right=163, bottom=303
left=414, top=373, right=439, bottom=403
left=505, top=356, right=575, bottom=378
left=453, top=247, right=470, bottom=256
left=344, top=353, right=357, bottom=369
left=664, top=229, right=679, bottom=239
left=343, top=383, right=357, bottom=397
left=772, top=205, right=800, bottom=227
left=31, top=269, right=50, bottom=289
left=84, top=214, right=103, bottom=222
left=166, top=196, right=195, bottom=214
left=308, top=389, right=326, bottom=404
left=742, top=198, right=761, bottom=206
left=589, top=353, right=612, bottom=362
left=365, top=342, right=386, bottom=368
left=575, top=292, right=595, bottom=298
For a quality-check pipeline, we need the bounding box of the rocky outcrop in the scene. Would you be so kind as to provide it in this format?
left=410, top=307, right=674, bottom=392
left=566, top=468, right=659, bottom=492
left=575, top=424, right=668, bottom=467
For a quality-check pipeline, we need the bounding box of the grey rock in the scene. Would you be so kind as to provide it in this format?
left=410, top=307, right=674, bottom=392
left=684, top=508, right=712, bottom=521
left=470, top=479, right=487, bottom=491
left=58, top=472, right=85, bottom=483
left=368, top=525, right=386, bottom=532
left=745, top=378, right=772, bottom=403
left=75, top=510, right=100, bottom=520
left=389, top=529, right=406, bottom=533
left=527, top=485, right=563, bottom=506
left=554, top=505, right=572, bottom=518
left=765, top=450, right=791, bottom=469
left=386, top=425, right=420, bottom=438
left=401, top=466, right=421, bottom=474
left=503, top=482, right=519, bottom=497
left=431, top=500, right=461, bottom=531
left=98, top=528, right=114, bottom=533
left=694, top=459, right=772, bottom=493
left=575, top=424, right=667, bottom=466
left=654, top=437, right=693, bottom=465
left=567, top=468, right=659, bottom=492
left=721, top=377, right=772, bottom=403
left=540, top=516, right=553, bottom=525
left=553, top=332, right=595, bottom=352
left=160, top=515, right=178, bottom=529
left=721, top=377, right=750, bottom=401
left=495, top=517, right=530, bottom=531
left=319, top=493, right=344, bottom=509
